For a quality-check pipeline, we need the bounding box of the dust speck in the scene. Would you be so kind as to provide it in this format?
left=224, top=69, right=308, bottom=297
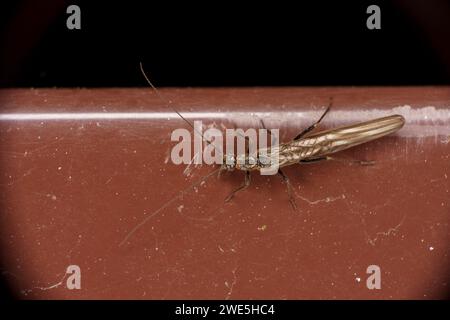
left=257, top=225, right=267, bottom=231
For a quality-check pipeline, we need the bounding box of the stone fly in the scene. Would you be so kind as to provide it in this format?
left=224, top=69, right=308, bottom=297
left=118, top=64, right=405, bottom=246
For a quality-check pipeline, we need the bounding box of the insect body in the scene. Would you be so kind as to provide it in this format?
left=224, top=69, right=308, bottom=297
left=218, top=103, right=405, bottom=206
left=224, top=114, right=405, bottom=172
left=119, top=63, right=406, bottom=247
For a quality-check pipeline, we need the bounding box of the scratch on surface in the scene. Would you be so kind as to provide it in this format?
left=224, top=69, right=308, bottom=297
left=366, top=215, right=407, bottom=246
left=104, top=170, right=119, bottom=185
left=22, top=136, right=67, bottom=155
left=183, top=151, right=201, bottom=177
left=164, top=151, right=171, bottom=164
left=293, top=189, right=346, bottom=205
left=21, top=272, right=67, bottom=296
left=178, top=202, right=228, bottom=223
left=423, top=176, right=447, bottom=188
left=224, top=267, right=238, bottom=300
left=339, top=184, right=407, bottom=246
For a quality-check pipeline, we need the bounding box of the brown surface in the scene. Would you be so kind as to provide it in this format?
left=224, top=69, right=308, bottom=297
left=0, top=87, right=449, bottom=299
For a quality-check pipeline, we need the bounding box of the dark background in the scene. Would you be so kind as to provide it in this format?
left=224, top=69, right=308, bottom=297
left=0, top=0, right=450, bottom=87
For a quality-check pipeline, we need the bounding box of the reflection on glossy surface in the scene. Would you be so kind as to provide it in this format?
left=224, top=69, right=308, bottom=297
left=0, top=88, right=449, bottom=299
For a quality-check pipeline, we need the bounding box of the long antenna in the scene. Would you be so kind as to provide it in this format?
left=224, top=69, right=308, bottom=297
left=139, top=62, right=196, bottom=132
left=118, top=64, right=227, bottom=246
left=139, top=62, right=253, bottom=158
left=139, top=62, right=222, bottom=154
left=119, top=166, right=222, bottom=246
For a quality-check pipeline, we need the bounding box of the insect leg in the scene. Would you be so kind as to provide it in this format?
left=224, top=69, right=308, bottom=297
left=300, top=156, right=374, bottom=166
left=293, top=97, right=332, bottom=140
left=299, top=157, right=328, bottom=163
left=259, top=118, right=270, bottom=133
left=326, top=156, right=375, bottom=166
left=259, top=118, right=274, bottom=151
left=222, top=120, right=254, bottom=202
left=224, top=170, right=251, bottom=202
left=261, top=119, right=297, bottom=210
left=277, top=169, right=298, bottom=210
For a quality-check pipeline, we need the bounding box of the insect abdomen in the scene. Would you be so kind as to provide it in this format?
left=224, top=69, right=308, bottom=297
left=300, top=114, right=405, bottom=157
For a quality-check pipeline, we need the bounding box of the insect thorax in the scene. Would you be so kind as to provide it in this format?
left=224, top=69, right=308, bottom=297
left=222, top=154, right=273, bottom=171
